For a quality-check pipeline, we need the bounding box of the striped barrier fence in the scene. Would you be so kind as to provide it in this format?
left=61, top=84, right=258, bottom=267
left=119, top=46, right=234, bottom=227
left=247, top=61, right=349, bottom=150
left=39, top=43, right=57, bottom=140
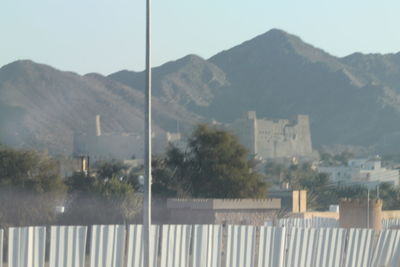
left=49, top=225, right=87, bottom=267
left=126, top=224, right=159, bottom=267
left=2, top=224, right=400, bottom=267
left=8, top=226, right=46, bottom=267
left=192, top=225, right=222, bottom=267
left=90, top=225, right=125, bottom=267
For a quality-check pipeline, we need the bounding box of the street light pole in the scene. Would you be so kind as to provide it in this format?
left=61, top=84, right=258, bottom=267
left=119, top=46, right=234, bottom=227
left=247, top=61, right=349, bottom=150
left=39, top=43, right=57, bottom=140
left=367, top=188, right=370, bottom=228
left=143, top=0, right=152, bottom=266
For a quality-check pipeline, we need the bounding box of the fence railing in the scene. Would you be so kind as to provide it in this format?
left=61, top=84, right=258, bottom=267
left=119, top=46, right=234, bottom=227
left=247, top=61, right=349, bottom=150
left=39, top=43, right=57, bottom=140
left=277, top=217, right=339, bottom=228
left=276, top=217, right=400, bottom=230
left=383, top=218, right=400, bottom=229
left=1, top=224, right=400, bottom=267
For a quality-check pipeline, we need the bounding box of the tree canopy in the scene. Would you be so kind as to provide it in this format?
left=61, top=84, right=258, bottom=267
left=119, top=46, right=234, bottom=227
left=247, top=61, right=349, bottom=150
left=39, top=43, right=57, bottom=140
left=153, top=124, right=268, bottom=198
left=0, top=147, right=66, bottom=226
left=63, top=160, right=140, bottom=225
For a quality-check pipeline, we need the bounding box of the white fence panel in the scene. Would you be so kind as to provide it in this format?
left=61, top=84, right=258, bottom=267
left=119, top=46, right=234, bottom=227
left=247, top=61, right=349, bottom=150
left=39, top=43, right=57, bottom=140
left=313, top=217, right=338, bottom=228
left=90, top=225, right=126, bottom=267
left=160, top=224, right=192, bottom=267
left=126, top=225, right=159, bottom=267
left=278, top=218, right=338, bottom=228
left=192, top=225, right=222, bottom=267
left=0, top=229, right=3, bottom=267
left=313, top=228, right=346, bottom=267
left=371, top=230, right=400, bottom=267
left=258, top=227, right=286, bottom=267
left=344, top=228, right=375, bottom=267
left=8, top=226, right=46, bottom=267
left=226, top=225, right=256, bottom=267
left=383, top=219, right=400, bottom=229
left=389, top=232, right=400, bottom=267
left=285, top=228, right=317, bottom=267
left=49, top=226, right=87, bottom=267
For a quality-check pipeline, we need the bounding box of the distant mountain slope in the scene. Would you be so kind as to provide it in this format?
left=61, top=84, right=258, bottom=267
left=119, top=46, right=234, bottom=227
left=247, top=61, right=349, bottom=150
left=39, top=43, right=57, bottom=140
left=109, top=29, right=400, bottom=152
left=206, top=29, right=400, bottom=150
left=109, top=54, right=229, bottom=109
left=0, top=60, right=201, bottom=154
left=3, top=29, right=400, bottom=154
left=341, top=52, right=400, bottom=91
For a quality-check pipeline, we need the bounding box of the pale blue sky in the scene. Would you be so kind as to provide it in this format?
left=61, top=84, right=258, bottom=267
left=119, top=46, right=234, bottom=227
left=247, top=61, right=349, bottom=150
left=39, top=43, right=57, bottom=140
left=1, top=0, right=399, bottom=75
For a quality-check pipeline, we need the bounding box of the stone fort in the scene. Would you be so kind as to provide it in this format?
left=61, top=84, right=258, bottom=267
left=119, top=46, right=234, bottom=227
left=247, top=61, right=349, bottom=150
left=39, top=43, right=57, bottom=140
left=226, top=111, right=313, bottom=159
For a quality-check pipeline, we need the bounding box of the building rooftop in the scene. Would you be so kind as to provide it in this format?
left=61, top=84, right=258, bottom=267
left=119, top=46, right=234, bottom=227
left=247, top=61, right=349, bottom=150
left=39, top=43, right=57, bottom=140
left=167, top=198, right=281, bottom=210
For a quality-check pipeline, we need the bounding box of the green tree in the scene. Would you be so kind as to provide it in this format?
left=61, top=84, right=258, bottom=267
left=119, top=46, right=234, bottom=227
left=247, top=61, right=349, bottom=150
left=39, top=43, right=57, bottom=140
left=63, top=160, right=140, bottom=225
left=0, top=147, right=66, bottom=226
left=95, top=160, right=128, bottom=181
left=153, top=124, right=268, bottom=198
left=320, top=151, right=354, bottom=166
left=265, top=162, right=336, bottom=210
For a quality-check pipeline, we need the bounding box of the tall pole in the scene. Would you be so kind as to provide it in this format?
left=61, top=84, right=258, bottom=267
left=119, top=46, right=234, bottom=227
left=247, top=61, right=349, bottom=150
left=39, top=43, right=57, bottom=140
left=143, top=0, right=152, bottom=265
left=367, top=188, right=370, bottom=228
left=377, top=184, right=380, bottom=199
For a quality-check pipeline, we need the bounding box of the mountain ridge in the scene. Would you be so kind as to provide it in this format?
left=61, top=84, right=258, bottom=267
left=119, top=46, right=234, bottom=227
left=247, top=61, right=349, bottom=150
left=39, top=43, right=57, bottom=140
left=3, top=28, right=400, bottom=154
left=0, top=60, right=202, bottom=154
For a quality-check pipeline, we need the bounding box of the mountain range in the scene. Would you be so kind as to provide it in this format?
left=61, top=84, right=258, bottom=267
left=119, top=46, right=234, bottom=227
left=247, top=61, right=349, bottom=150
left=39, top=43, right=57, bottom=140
left=2, top=29, right=400, bottom=155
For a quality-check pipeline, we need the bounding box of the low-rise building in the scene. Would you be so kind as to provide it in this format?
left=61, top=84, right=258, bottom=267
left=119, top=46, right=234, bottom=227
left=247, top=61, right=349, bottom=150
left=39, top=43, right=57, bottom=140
left=319, top=158, right=399, bottom=186
left=162, top=198, right=281, bottom=226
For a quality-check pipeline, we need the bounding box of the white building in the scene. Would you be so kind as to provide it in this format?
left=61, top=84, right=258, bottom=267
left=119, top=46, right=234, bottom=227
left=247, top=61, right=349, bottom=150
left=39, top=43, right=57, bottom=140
left=319, top=158, right=399, bottom=187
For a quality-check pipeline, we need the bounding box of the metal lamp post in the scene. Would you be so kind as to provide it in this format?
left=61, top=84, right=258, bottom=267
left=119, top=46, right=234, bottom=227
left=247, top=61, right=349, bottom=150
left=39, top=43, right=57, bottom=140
left=143, top=0, right=152, bottom=266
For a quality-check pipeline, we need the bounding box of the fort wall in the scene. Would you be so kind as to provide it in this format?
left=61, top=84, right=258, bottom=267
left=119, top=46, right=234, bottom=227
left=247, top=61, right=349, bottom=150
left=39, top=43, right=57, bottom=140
left=227, top=112, right=313, bottom=159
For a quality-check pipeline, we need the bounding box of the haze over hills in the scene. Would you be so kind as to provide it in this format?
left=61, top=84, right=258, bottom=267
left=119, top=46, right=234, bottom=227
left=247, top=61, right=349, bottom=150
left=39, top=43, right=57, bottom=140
left=110, top=29, right=400, bottom=153
left=0, top=60, right=201, bottom=154
left=2, top=29, right=400, bottom=155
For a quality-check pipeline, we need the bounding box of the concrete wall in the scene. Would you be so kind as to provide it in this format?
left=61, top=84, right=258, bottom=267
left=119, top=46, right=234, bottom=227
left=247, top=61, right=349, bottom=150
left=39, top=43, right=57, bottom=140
left=299, top=211, right=339, bottom=220
left=382, top=210, right=400, bottom=219
left=167, top=198, right=281, bottom=210
left=299, top=190, right=307, bottom=212
left=164, top=198, right=280, bottom=226
left=167, top=209, right=277, bottom=226
left=268, top=190, right=307, bottom=213
left=214, top=210, right=277, bottom=226
left=339, top=199, right=383, bottom=230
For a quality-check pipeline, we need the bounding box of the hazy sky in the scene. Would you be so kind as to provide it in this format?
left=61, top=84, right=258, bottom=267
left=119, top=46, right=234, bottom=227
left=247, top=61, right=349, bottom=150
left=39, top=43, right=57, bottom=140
left=1, top=0, right=399, bottom=75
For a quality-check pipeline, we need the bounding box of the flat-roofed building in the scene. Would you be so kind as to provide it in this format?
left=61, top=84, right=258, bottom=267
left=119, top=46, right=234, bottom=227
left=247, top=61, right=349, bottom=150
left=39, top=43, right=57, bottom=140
left=163, top=198, right=281, bottom=225
left=319, top=158, right=399, bottom=187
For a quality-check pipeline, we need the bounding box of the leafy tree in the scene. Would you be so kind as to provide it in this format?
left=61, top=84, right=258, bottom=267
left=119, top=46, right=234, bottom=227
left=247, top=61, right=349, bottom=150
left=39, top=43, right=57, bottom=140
left=374, top=183, right=400, bottom=210
left=95, top=160, right=128, bottom=181
left=153, top=124, right=268, bottom=198
left=320, top=151, right=354, bottom=166
left=0, top=147, right=66, bottom=226
left=152, top=155, right=183, bottom=197
left=265, top=162, right=336, bottom=210
left=264, top=162, right=286, bottom=186
left=62, top=160, right=140, bottom=225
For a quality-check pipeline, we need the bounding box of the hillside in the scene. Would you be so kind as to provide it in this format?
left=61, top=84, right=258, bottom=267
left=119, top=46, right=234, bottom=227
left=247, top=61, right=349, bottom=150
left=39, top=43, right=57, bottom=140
left=109, top=54, right=229, bottom=109
left=3, top=29, right=400, bottom=155
left=0, top=60, right=201, bottom=154
left=110, top=29, right=400, bottom=152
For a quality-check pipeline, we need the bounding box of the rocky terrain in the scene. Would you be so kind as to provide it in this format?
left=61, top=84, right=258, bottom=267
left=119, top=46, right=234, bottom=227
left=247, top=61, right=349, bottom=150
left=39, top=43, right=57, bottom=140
left=3, top=29, right=400, bottom=154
